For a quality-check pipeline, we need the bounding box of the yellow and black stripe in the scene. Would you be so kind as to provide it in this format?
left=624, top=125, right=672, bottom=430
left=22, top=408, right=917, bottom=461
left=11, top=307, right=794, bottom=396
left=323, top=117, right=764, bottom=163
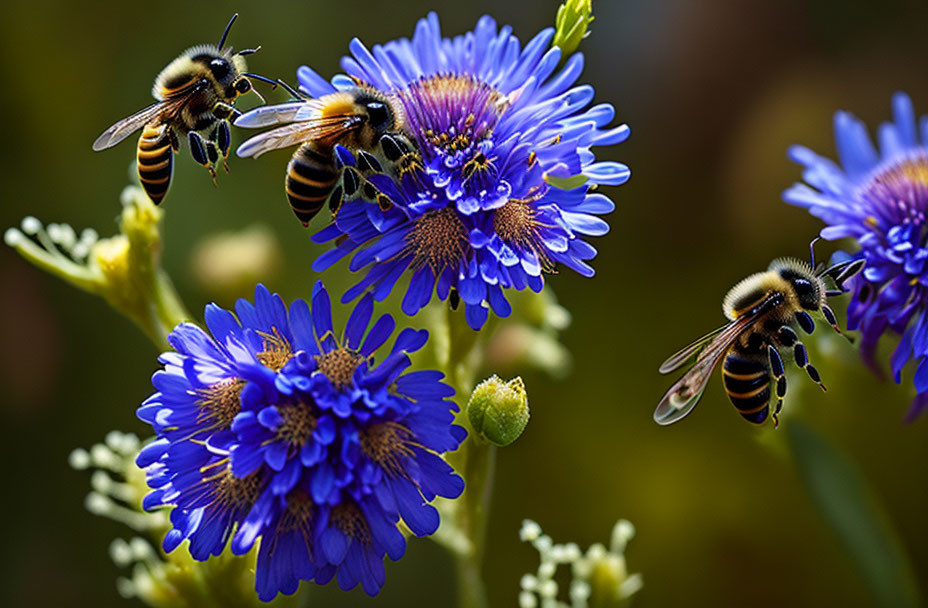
left=136, top=122, right=174, bottom=205
left=285, top=141, right=338, bottom=226
left=722, top=353, right=770, bottom=424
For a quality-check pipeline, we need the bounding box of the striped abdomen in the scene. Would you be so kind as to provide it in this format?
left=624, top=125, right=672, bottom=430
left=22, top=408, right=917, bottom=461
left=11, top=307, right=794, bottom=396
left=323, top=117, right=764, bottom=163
left=136, top=122, right=174, bottom=205
left=286, top=142, right=338, bottom=226
left=722, top=351, right=771, bottom=424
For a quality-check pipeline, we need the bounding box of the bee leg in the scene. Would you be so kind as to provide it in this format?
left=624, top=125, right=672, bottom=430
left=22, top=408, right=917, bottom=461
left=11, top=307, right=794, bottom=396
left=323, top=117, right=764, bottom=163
left=188, top=131, right=217, bottom=185
left=342, top=167, right=360, bottom=200
left=168, top=127, right=180, bottom=152
left=792, top=341, right=827, bottom=392
left=821, top=304, right=844, bottom=335
left=767, top=345, right=786, bottom=428
left=328, top=184, right=344, bottom=216
left=449, top=287, right=461, bottom=311
left=776, top=325, right=798, bottom=347
left=211, top=102, right=240, bottom=121
left=795, top=310, right=816, bottom=334
left=211, top=121, right=232, bottom=173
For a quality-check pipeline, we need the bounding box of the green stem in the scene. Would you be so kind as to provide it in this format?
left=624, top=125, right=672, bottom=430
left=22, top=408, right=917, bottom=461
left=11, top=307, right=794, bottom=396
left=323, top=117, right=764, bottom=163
left=439, top=305, right=496, bottom=608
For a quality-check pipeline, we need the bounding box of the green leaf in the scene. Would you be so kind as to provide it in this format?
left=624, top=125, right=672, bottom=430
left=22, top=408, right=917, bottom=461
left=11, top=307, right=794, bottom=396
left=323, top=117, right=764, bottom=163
left=544, top=172, right=589, bottom=191
left=787, top=420, right=921, bottom=607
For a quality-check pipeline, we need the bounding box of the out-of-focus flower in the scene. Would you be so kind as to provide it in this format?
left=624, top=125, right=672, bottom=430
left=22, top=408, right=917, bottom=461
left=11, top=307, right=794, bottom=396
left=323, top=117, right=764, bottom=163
left=518, top=519, right=642, bottom=608
left=273, top=12, right=628, bottom=329
left=467, top=375, right=529, bottom=446
left=783, top=92, right=928, bottom=421
left=137, top=282, right=466, bottom=601
left=71, top=432, right=283, bottom=608
left=5, top=185, right=190, bottom=348
left=191, top=224, right=283, bottom=301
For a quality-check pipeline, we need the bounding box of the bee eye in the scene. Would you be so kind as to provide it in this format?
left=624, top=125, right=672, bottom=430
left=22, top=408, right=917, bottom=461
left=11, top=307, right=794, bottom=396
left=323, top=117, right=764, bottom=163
left=792, top=278, right=814, bottom=297
left=365, top=101, right=390, bottom=129
left=209, top=58, right=231, bottom=80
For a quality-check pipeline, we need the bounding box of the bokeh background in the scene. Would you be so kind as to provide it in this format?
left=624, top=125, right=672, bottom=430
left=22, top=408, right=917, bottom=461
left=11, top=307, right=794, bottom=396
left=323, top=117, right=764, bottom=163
left=2, top=0, right=927, bottom=606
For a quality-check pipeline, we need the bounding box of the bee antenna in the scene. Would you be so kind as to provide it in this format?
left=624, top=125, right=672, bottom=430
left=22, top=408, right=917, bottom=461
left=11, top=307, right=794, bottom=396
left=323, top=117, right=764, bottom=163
left=809, top=236, right=821, bottom=269
left=236, top=46, right=262, bottom=56
left=243, top=72, right=280, bottom=87
left=275, top=79, right=309, bottom=101
left=218, top=13, right=239, bottom=50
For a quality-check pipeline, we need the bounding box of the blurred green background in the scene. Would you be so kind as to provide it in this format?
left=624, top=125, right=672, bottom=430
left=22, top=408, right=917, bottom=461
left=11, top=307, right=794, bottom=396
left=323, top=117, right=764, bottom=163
left=2, top=0, right=927, bottom=606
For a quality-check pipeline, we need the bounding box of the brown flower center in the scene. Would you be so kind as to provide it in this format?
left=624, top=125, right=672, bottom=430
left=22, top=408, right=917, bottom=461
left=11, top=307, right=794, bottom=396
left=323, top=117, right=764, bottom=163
left=201, top=460, right=261, bottom=510
left=493, top=193, right=555, bottom=273
left=331, top=502, right=371, bottom=543
left=276, top=401, right=317, bottom=447
left=196, top=378, right=244, bottom=428
left=360, top=422, right=417, bottom=478
left=256, top=327, right=293, bottom=372
left=405, top=206, right=468, bottom=272
left=316, top=347, right=362, bottom=390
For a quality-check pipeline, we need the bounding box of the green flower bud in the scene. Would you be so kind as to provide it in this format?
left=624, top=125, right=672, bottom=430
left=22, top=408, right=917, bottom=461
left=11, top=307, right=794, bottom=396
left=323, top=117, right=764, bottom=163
left=467, top=375, right=530, bottom=446
left=552, top=0, right=594, bottom=59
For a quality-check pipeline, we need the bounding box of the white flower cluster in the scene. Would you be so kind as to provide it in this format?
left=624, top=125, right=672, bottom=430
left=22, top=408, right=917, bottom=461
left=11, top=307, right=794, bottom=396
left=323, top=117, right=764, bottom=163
left=518, top=519, right=643, bottom=608
left=70, top=431, right=171, bottom=601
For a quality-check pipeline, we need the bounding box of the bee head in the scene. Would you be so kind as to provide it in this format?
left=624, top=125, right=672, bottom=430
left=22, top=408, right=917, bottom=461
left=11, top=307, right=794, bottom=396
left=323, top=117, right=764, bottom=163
left=354, top=90, right=396, bottom=137
left=775, top=262, right=822, bottom=310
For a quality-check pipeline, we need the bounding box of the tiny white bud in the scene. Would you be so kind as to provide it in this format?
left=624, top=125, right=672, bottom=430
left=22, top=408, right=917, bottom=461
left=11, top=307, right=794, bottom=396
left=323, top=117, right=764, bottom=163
left=521, top=574, right=538, bottom=591
left=21, top=216, right=42, bottom=235
left=519, top=591, right=538, bottom=608
left=91, top=470, right=113, bottom=493
left=621, top=573, right=644, bottom=598
left=85, top=492, right=113, bottom=515
left=520, top=519, right=542, bottom=542
left=539, top=579, right=558, bottom=598
left=109, top=538, right=133, bottom=567
left=80, top=228, right=99, bottom=243
left=539, top=560, right=557, bottom=579
left=563, top=542, right=581, bottom=562
left=115, top=577, right=136, bottom=599
left=570, top=580, right=591, bottom=601
left=68, top=448, right=91, bottom=470
left=4, top=228, right=24, bottom=247
left=130, top=537, right=155, bottom=560
left=535, top=535, right=553, bottom=554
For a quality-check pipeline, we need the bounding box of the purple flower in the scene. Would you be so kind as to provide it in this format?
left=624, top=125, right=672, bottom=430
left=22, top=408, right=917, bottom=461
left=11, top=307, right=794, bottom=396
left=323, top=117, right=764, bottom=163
left=137, top=283, right=465, bottom=600
left=783, top=92, right=928, bottom=421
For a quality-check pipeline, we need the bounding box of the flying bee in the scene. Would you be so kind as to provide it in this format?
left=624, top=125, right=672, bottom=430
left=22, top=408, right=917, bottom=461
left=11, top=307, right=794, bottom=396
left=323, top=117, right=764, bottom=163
left=235, top=83, right=421, bottom=226
left=93, top=13, right=277, bottom=205
left=656, top=247, right=864, bottom=427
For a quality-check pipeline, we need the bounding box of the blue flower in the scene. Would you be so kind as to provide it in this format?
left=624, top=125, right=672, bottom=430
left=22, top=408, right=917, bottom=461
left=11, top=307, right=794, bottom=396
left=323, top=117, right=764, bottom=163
left=783, top=92, right=928, bottom=421
left=296, top=13, right=629, bottom=329
left=137, top=283, right=466, bottom=600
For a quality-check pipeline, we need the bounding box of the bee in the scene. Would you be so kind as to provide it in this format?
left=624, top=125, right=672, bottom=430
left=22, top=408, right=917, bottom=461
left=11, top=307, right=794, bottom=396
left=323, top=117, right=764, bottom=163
left=92, top=14, right=276, bottom=205
left=235, top=83, right=420, bottom=226
left=656, top=247, right=864, bottom=427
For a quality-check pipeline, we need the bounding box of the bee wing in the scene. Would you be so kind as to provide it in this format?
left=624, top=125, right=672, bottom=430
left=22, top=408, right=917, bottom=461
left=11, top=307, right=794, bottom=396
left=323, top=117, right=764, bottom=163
left=654, top=292, right=783, bottom=426
left=92, top=102, right=169, bottom=151
left=659, top=325, right=728, bottom=374
left=236, top=115, right=364, bottom=158
left=234, top=102, right=316, bottom=129
left=92, top=92, right=198, bottom=151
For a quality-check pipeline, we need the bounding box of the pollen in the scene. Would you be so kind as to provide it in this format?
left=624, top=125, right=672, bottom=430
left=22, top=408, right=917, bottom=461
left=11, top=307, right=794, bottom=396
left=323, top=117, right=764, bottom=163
left=864, top=154, right=928, bottom=223
left=360, top=422, right=416, bottom=478
left=276, top=400, right=317, bottom=447
left=493, top=193, right=555, bottom=273
left=331, top=502, right=372, bottom=543
left=196, top=377, right=245, bottom=427
left=256, top=327, right=293, bottom=372
left=405, top=206, right=468, bottom=272
left=398, top=74, right=508, bottom=155
left=202, top=460, right=261, bottom=509
left=316, top=347, right=362, bottom=390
